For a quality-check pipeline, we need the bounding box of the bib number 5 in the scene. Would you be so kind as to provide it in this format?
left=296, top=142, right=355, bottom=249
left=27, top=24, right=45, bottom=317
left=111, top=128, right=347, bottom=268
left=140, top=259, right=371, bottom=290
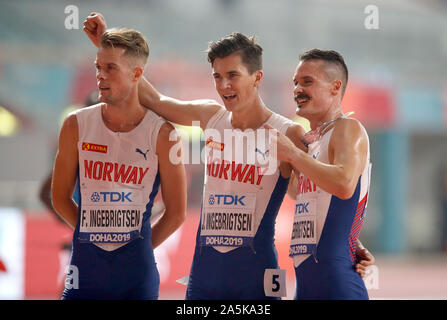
left=264, top=269, right=287, bottom=297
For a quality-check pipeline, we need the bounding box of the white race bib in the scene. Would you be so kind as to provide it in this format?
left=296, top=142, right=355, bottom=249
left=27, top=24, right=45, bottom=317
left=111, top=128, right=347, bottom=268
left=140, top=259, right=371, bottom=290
left=78, top=187, right=145, bottom=244
left=200, top=191, right=256, bottom=247
left=289, top=197, right=317, bottom=257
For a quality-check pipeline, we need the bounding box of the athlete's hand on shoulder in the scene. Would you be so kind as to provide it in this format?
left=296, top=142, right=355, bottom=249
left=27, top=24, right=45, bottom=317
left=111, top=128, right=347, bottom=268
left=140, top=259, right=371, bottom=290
left=285, top=123, right=307, bottom=152
left=83, top=12, right=107, bottom=48
left=265, top=124, right=303, bottom=163
left=355, top=246, right=375, bottom=278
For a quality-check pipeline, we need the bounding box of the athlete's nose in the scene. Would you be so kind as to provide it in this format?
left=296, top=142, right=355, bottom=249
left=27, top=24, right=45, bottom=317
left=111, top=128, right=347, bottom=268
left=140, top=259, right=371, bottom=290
left=293, top=83, right=303, bottom=97
left=96, top=68, right=106, bottom=81
left=219, top=77, right=231, bottom=90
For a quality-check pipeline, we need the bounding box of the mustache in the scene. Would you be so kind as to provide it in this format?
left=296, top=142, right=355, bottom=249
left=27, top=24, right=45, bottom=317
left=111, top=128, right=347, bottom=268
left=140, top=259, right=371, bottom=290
left=294, top=93, right=311, bottom=103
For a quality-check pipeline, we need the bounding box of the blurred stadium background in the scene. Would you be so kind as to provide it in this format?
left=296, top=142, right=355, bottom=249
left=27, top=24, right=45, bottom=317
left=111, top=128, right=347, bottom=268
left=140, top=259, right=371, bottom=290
left=0, top=0, right=447, bottom=300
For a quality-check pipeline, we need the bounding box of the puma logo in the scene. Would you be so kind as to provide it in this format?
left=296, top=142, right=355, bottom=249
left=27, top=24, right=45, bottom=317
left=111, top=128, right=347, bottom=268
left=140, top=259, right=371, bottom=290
left=136, top=148, right=150, bottom=160
left=255, top=148, right=269, bottom=160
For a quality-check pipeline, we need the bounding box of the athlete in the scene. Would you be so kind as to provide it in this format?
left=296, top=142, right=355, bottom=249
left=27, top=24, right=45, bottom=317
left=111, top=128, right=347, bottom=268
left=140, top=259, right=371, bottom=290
left=83, top=13, right=373, bottom=300
left=138, top=32, right=302, bottom=301
left=268, top=49, right=372, bottom=299
left=51, top=27, right=187, bottom=299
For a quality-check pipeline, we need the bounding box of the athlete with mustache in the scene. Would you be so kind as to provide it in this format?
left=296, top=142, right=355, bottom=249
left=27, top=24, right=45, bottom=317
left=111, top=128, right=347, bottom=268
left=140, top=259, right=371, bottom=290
left=268, top=49, right=373, bottom=299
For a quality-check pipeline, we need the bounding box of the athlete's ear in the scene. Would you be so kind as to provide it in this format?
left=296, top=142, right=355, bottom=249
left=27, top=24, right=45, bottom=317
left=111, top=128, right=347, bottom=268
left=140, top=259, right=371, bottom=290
left=133, top=66, right=143, bottom=82
left=331, top=80, right=342, bottom=96
left=254, top=70, right=263, bottom=88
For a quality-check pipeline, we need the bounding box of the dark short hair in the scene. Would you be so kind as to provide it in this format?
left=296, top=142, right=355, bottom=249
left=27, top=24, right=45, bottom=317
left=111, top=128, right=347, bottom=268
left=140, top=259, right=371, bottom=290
left=207, top=32, right=263, bottom=74
left=299, top=49, right=348, bottom=97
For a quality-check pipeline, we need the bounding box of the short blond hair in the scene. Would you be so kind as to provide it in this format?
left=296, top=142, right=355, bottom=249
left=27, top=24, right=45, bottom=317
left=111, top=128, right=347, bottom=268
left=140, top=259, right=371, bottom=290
left=100, top=28, right=149, bottom=65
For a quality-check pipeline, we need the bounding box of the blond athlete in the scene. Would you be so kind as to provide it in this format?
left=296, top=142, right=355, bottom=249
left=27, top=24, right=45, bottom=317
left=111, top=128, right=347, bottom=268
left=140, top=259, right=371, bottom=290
left=52, top=27, right=186, bottom=299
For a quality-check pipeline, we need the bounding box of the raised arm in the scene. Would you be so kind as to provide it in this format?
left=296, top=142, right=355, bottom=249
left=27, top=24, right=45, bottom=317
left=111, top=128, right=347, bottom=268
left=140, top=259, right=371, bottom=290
left=83, top=12, right=223, bottom=130
left=83, top=12, right=107, bottom=47
left=138, top=77, right=222, bottom=130
left=51, top=114, right=79, bottom=229
left=150, top=123, right=187, bottom=249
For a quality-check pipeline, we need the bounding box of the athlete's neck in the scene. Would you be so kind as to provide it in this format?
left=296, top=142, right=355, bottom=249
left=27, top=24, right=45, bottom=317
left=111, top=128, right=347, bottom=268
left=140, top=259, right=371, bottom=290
left=101, top=94, right=147, bottom=132
left=231, top=96, right=272, bottom=131
left=308, top=105, right=343, bottom=131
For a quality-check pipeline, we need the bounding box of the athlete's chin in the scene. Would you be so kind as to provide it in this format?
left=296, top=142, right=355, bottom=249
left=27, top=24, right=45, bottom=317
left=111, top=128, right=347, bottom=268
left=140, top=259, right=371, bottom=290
left=296, top=106, right=306, bottom=117
left=296, top=103, right=311, bottom=118
left=99, top=94, right=115, bottom=104
left=223, top=102, right=237, bottom=112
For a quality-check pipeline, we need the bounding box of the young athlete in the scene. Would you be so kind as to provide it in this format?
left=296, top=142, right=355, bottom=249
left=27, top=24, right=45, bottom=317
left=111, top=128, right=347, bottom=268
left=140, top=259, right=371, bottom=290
left=52, top=27, right=187, bottom=299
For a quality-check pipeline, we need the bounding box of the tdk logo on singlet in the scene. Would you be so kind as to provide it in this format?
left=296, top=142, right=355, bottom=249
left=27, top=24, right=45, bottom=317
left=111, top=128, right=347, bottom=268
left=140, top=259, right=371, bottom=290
left=91, top=192, right=101, bottom=202
left=91, top=191, right=133, bottom=202
left=208, top=194, right=246, bottom=206
left=295, top=202, right=309, bottom=214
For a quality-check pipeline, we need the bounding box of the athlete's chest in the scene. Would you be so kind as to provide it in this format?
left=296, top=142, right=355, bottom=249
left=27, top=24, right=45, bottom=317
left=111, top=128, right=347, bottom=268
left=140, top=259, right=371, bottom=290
left=204, top=123, right=279, bottom=188
left=77, top=117, right=158, bottom=190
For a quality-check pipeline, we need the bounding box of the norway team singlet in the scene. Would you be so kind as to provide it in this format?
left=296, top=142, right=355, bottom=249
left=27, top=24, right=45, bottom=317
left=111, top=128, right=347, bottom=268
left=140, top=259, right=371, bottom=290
left=62, top=104, right=165, bottom=300
left=290, top=119, right=371, bottom=300
left=186, top=108, right=296, bottom=300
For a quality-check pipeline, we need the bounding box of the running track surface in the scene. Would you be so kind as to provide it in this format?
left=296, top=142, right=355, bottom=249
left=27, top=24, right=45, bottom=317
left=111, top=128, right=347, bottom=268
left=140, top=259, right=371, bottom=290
left=158, top=255, right=447, bottom=300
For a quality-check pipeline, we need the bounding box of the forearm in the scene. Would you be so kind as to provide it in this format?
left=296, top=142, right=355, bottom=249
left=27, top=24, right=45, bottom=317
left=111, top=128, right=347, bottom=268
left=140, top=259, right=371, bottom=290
left=52, top=197, right=78, bottom=229
left=139, top=77, right=221, bottom=129
left=151, top=209, right=185, bottom=249
left=287, top=170, right=298, bottom=199
left=40, top=175, right=54, bottom=212
left=288, top=147, right=354, bottom=199
left=138, top=77, right=193, bottom=126
left=138, top=77, right=162, bottom=112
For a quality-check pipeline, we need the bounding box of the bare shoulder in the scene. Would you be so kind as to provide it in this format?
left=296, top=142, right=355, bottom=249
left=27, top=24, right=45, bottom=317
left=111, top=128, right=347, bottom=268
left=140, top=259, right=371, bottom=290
left=331, top=118, right=368, bottom=147
left=59, top=113, right=79, bottom=142
left=157, top=122, right=177, bottom=143
left=156, top=122, right=181, bottom=153
left=285, top=123, right=306, bottom=139
left=334, top=117, right=367, bottom=136
left=196, top=99, right=225, bottom=125
left=63, top=113, right=78, bottom=129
